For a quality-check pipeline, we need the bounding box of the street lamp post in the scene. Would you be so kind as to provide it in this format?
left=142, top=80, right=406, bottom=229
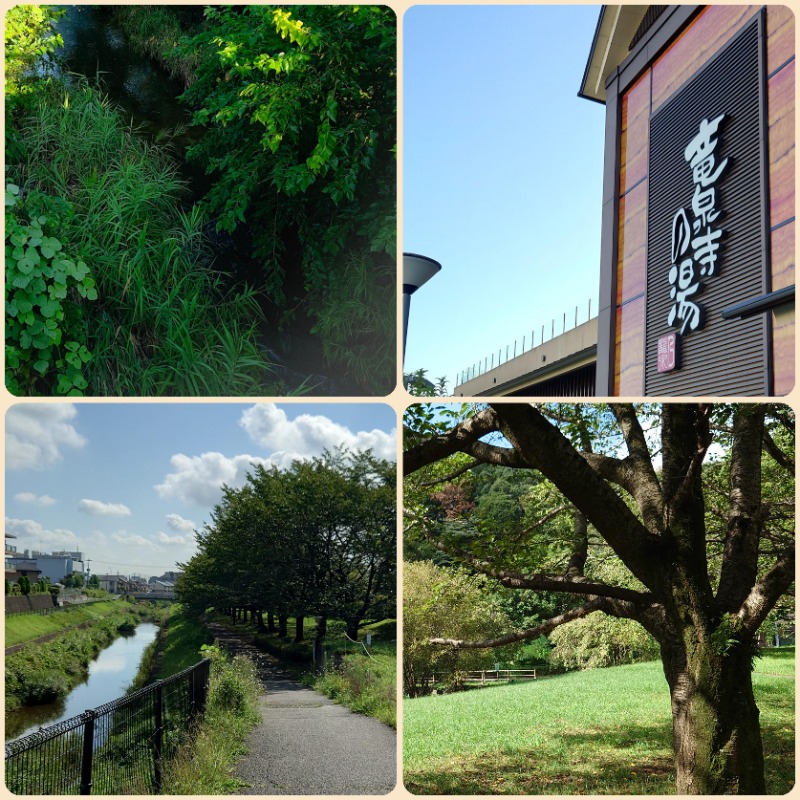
left=403, top=252, right=442, bottom=361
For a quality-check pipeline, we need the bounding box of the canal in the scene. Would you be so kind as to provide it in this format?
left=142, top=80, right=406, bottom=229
left=5, top=622, right=159, bottom=742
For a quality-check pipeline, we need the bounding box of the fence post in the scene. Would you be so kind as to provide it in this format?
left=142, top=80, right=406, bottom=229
left=80, top=710, right=96, bottom=795
left=197, top=658, right=210, bottom=713
left=153, top=681, right=164, bottom=794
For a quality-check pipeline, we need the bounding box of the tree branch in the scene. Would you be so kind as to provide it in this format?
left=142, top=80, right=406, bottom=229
left=430, top=538, right=653, bottom=604
left=430, top=600, right=608, bottom=648
left=762, top=428, right=795, bottom=474
left=418, top=459, right=480, bottom=487
left=490, top=403, right=666, bottom=594
left=404, top=408, right=505, bottom=475
left=737, top=547, right=795, bottom=635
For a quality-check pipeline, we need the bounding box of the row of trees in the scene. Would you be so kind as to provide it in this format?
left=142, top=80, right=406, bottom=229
left=404, top=403, right=794, bottom=794
left=177, top=449, right=396, bottom=640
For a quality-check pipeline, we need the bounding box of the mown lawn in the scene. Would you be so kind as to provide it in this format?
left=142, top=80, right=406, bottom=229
left=404, top=649, right=794, bottom=794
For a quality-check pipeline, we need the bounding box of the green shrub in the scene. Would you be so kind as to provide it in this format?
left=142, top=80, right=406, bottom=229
left=548, top=613, right=660, bottom=671
left=20, top=668, right=70, bottom=704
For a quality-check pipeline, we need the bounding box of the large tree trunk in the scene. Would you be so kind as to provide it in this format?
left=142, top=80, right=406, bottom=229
left=662, top=633, right=765, bottom=794
left=295, top=615, right=305, bottom=642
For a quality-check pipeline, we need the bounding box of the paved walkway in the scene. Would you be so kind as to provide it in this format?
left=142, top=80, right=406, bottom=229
left=206, top=623, right=397, bottom=795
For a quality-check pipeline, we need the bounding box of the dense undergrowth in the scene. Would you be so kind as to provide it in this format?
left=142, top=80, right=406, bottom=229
left=5, top=5, right=396, bottom=396
left=5, top=600, right=154, bottom=709
left=7, top=80, right=275, bottom=396
left=161, top=645, right=262, bottom=793
left=129, top=605, right=262, bottom=793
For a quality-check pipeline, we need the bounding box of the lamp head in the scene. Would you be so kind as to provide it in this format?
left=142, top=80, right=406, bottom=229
left=403, top=252, right=442, bottom=295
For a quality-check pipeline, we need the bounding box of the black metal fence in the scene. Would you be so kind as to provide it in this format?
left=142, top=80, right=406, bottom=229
left=5, top=659, right=211, bottom=795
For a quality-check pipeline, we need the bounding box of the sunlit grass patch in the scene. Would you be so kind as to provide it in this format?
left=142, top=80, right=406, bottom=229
left=404, top=657, right=794, bottom=794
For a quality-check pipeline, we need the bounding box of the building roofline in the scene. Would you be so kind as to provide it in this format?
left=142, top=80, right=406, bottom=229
left=578, top=5, right=651, bottom=103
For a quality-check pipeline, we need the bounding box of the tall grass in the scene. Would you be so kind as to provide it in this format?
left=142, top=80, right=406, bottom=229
left=110, top=6, right=200, bottom=86
left=404, top=655, right=795, bottom=794
left=161, top=648, right=262, bottom=794
left=8, top=81, right=277, bottom=396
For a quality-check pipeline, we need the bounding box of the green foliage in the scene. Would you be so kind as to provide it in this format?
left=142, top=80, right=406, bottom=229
left=309, top=252, right=395, bottom=393
left=548, top=613, right=660, bottom=671
left=403, top=560, right=519, bottom=696
left=6, top=184, right=95, bottom=395
left=17, top=576, right=31, bottom=596
left=178, top=6, right=396, bottom=392
left=405, top=369, right=449, bottom=397
left=178, top=448, right=396, bottom=635
left=5, top=6, right=63, bottom=106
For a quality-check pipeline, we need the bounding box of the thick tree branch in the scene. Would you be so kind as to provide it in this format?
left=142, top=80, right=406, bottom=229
left=610, top=403, right=666, bottom=529
left=717, top=406, right=765, bottom=613
left=430, top=537, right=653, bottom=604
left=430, top=600, right=608, bottom=648
left=490, top=403, right=666, bottom=594
left=430, top=594, right=656, bottom=649
left=737, top=547, right=795, bottom=634
left=762, top=429, right=795, bottom=474
left=404, top=408, right=506, bottom=475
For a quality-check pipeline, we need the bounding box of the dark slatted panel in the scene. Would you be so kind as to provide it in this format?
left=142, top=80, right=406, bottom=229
left=645, top=13, right=769, bottom=396
left=629, top=6, right=668, bottom=51
left=509, top=363, right=597, bottom=398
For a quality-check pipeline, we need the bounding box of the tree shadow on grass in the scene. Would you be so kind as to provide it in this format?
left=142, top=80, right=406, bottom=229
left=404, top=723, right=675, bottom=795
left=405, top=713, right=795, bottom=796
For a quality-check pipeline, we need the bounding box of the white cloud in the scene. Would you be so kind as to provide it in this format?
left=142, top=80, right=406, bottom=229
left=79, top=499, right=132, bottom=517
left=157, top=531, right=193, bottom=545
left=239, top=404, right=396, bottom=467
left=166, top=514, right=196, bottom=533
left=5, top=518, right=79, bottom=547
left=6, top=404, right=86, bottom=470
left=155, top=452, right=270, bottom=507
left=14, top=492, right=57, bottom=507
left=110, top=531, right=153, bottom=548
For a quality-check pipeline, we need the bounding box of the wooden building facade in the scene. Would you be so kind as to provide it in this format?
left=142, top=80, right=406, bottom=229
left=581, top=5, right=794, bottom=396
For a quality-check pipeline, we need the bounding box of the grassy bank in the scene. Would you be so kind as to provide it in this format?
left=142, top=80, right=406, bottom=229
left=5, top=599, right=121, bottom=647
left=311, top=620, right=396, bottom=727
left=5, top=600, right=154, bottom=710
left=403, top=649, right=794, bottom=794
left=133, top=606, right=262, bottom=793
left=110, top=6, right=201, bottom=86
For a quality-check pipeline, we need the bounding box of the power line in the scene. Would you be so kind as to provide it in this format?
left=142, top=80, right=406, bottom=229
left=86, top=557, right=180, bottom=570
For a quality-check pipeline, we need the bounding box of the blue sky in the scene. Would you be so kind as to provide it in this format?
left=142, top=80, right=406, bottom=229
left=403, top=5, right=606, bottom=389
left=5, top=403, right=397, bottom=579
